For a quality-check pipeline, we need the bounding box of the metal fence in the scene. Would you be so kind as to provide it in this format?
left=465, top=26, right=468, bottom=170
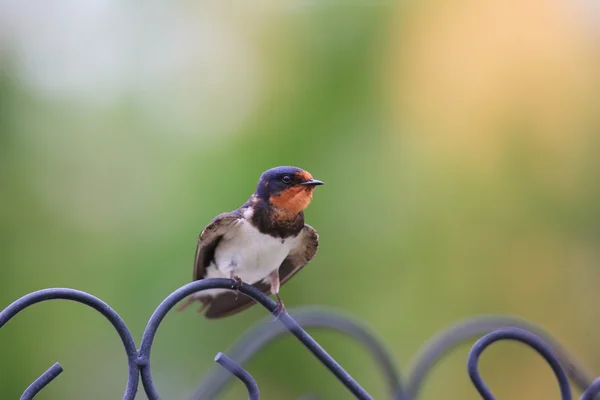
left=1, top=277, right=599, bottom=400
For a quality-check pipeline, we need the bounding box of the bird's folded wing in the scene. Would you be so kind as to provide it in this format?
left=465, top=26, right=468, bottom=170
left=193, top=211, right=242, bottom=281
left=202, top=224, right=319, bottom=319
left=279, top=223, right=319, bottom=285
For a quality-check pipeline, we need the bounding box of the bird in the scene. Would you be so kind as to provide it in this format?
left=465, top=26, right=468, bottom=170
left=177, top=166, right=324, bottom=318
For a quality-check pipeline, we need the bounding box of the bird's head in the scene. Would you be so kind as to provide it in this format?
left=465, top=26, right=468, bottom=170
left=255, top=166, right=324, bottom=215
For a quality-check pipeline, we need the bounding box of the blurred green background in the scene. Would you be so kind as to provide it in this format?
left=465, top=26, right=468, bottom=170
left=2, top=1, right=600, bottom=399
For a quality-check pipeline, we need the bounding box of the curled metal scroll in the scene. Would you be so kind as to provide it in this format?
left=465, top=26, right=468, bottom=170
left=138, top=278, right=372, bottom=400
left=0, top=281, right=371, bottom=400
left=467, top=328, right=572, bottom=400
left=20, top=362, right=63, bottom=400
left=2, top=282, right=599, bottom=399
left=580, top=377, right=600, bottom=400
left=214, top=352, right=260, bottom=400
left=190, top=306, right=403, bottom=400
left=405, top=315, right=594, bottom=399
left=0, top=288, right=139, bottom=400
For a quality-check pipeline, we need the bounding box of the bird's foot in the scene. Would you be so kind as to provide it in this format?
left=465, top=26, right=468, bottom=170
left=272, top=295, right=287, bottom=321
left=231, top=275, right=243, bottom=299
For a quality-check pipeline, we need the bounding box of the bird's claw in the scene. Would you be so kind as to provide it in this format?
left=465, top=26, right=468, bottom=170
left=231, top=276, right=243, bottom=288
left=272, top=298, right=287, bottom=322
left=231, top=275, right=243, bottom=300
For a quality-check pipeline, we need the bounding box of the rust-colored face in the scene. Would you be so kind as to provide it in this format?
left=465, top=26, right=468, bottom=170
left=270, top=184, right=316, bottom=214
left=297, top=170, right=313, bottom=182
left=269, top=170, right=319, bottom=215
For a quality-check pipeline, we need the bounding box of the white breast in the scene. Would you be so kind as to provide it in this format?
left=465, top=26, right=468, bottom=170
left=204, top=219, right=298, bottom=285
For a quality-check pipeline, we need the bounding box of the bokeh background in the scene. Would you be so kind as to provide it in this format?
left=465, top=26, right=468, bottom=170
left=2, top=1, right=600, bottom=399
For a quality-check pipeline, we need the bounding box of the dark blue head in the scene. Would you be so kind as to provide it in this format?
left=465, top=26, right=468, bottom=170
left=255, top=166, right=324, bottom=211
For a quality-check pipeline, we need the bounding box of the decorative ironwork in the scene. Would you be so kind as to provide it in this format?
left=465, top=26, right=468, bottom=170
left=467, top=328, right=572, bottom=400
left=1, top=278, right=598, bottom=399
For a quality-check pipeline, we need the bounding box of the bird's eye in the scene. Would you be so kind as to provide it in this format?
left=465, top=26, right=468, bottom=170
left=282, top=175, right=292, bottom=184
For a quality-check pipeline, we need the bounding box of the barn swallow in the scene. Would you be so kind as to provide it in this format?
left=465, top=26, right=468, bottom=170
left=177, top=166, right=324, bottom=318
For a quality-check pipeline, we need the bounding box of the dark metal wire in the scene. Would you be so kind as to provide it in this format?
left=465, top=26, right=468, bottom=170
left=467, top=328, right=572, bottom=400
left=580, top=377, right=600, bottom=400
left=405, top=315, right=594, bottom=399
left=20, top=362, right=63, bottom=400
left=1, top=282, right=599, bottom=400
left=214, top=352, right=260, bottom=400
left=0, top=288, right=139, bottom=400
left=138, top=278, right=373, bottom=400
left=190, top=306, right=403, bottom=400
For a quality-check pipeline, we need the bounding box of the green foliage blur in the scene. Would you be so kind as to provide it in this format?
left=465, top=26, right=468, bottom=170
left=2, top=1, right=600, bottom=399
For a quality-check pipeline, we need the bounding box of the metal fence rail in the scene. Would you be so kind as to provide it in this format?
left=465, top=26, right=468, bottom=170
left=1, top=277, right=598, bottom=400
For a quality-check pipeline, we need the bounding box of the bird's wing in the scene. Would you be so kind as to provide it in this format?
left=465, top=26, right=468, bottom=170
left=278, top=223, right=319, bottom=285
left=202, top=224, right=319, bottom=319
left=202, top=281, right=271, bottom=319
left=193, top=210, right=242, bottom=281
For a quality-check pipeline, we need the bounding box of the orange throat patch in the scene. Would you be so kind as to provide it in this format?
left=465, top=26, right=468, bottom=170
left=269, top=186, right=314, bottom=216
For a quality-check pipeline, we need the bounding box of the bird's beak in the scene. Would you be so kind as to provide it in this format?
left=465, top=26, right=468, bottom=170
left=300, top=179, right=324, bottom=186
